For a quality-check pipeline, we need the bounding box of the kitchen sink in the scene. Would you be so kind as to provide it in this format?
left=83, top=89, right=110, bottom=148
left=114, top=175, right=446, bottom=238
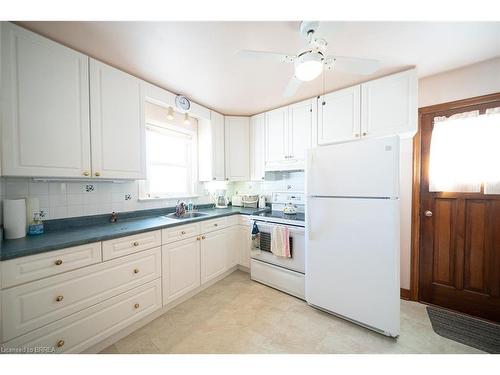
left=164, top=212, right=209, bottom=220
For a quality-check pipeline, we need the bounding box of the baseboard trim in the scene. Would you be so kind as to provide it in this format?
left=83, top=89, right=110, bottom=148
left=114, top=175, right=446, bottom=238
left=400, top=288, right=411, bottom=300
left=84, top=266, right=242, bottom=354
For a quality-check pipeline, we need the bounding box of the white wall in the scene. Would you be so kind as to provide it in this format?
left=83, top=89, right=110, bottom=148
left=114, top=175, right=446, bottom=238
left=419, top=57, right=500, bottom=108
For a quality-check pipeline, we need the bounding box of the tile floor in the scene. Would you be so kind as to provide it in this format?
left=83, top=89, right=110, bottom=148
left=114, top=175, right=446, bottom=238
left=101, top=271, right=483, bottom=354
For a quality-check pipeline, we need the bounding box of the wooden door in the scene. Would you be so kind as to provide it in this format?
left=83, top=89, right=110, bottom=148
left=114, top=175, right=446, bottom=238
left=1, top=22, right=91, bottom=178
left=419, top=96, right=500, bottom=322
left=89, top=59, right=146, bottom=179
left=317, top=85, right=361, bottom=145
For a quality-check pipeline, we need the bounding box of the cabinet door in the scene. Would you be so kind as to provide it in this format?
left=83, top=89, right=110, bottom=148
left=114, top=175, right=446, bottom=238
left=162, top=237, right=201, bottom=305
left=250, top=113, right=265, bottom=181
left=265, top=107, right=288, bottom=167
left=361, top=69, right=417, bottom=138
left=238, top=225, right=251, bottom=268
left=201, top=229, right=228, bottom=283
left=89, top=59, right=146, bottom=179
left=225, top=226, right=240, bottom=269
left=211, top=111, right=226, bottom=181
left=1, top=23, right=91, bottom=178
left=288, top=99, right=313, bottom=161
left=317, top=85, right=361, bottom=145
left=224, top=116, right=250, bottom=181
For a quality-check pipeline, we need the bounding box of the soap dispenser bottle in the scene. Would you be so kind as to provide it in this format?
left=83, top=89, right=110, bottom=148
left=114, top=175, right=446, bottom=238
left=28, top=212, right=44, bottom=235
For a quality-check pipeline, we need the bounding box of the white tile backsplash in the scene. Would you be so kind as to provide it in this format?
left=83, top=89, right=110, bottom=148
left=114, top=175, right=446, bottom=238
left=0, top=172, right=302, bottom=222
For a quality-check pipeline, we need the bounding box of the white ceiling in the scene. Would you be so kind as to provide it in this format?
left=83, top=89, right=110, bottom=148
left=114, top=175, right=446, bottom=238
left=17, top=21, right=500, bottom=115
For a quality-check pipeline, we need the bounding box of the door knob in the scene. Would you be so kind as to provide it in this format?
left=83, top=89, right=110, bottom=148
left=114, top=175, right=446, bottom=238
left=424, top=210, right=433, bottom=217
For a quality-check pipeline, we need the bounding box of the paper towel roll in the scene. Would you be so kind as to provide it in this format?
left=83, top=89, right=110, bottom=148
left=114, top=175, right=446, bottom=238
left=3, top=198, right=27, bottom=239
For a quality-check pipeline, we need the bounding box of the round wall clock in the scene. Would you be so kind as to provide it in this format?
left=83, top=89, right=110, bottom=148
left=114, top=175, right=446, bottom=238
left=175, top=95, right=191, bottom=111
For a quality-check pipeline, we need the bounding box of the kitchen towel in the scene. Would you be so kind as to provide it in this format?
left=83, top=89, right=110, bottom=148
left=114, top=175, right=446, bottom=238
left=3, top=198, right=27, bottom=239
left=271, top=225, right=291, bottom=258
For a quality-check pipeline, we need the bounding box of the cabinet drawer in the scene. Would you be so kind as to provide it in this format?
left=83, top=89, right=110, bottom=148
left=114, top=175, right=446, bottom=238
left=102, top=230, right=161, bottom=260
left=1, top=243, right=102, bottom=289
left=3, top=279, right=162, bottom=353
left=250, top=259, right=305, bottom=300
left=2, top=247, right=161, bottom=342
left=200, top=217, right=228, bottom=233
left=161, top=223, right=201, bottom=244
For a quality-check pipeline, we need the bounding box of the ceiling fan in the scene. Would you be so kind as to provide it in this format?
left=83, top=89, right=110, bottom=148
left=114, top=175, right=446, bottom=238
left=237, top=21, right=381, bottom=97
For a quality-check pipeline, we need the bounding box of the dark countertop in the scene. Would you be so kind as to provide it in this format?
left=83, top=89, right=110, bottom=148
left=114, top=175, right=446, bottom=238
left=0, top=206, right=268, bottom=261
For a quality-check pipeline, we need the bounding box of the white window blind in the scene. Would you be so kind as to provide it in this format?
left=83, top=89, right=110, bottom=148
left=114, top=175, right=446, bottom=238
left=429, top=108, right=500, bottom=193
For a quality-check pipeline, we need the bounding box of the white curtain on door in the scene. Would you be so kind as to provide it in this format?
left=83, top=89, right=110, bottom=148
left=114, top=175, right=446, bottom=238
left=429, top=108, right=500, bottom=193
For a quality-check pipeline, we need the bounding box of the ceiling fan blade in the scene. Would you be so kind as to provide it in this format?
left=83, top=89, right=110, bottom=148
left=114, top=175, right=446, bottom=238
left=328, top=56, right=380, bottom=75
left=283, top=76, right=301, bottom=97
left=236, top=49, right=295, bottom=63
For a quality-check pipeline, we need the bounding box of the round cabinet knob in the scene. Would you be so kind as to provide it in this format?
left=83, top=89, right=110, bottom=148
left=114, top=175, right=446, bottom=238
left=362, top=132, right=367, bottom=136
left=94, top=172, right=101, bottom=177
left=355, top=134, right=360, bottom=138
left=57, top=340, right=65, bottom=348
left=133, top=241, right=139, bottom=246
left=214, top=223, right=218, bottom=227
left=212, top=177, right=216, bottom=181
left=181, top=231, right=186, bottom=235
left=202, top=236, right=206, bottom=240
left=226, top=178, right=229, bottom=181
left=134, top=303, right=140, bottom=309
left=196, top=236, right=201, bottom=241
left=56, top=295, right=64, bottom=302
left=54, top=259, right=63, bottom=266
left=83, top=171, right=89, bottom=176
left=424, top=210, right=433, bottom=217
left=133, top=268, right=139, bottom=274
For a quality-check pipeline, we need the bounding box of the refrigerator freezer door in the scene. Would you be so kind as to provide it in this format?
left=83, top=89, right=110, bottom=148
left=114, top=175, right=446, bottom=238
left=306, top=136, right=399, bottom=198
left=305, top=196, right=400, bottom=336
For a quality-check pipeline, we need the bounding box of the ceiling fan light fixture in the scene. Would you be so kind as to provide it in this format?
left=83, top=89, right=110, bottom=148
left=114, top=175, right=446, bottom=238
left=167, top=106, right=175, bottom=121
left=294, top=52, right=323, bottom=82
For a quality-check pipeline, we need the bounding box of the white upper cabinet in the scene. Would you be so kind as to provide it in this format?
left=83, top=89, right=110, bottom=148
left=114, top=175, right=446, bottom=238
left=89, top=59, right=146, bottom=179
left=264, top=99, right=312, bottom=171
left=250, top=113, right=265, bottom=181
left=288, top=99, right=313, bottom=162
left=198, top=111, right=225, bottom=181
left=361, top=69, right=417, bottom=138
left=317, top=85, right=361, bottom=145
left=265, top=107, right=288, bottom=166
left=1, top=22, right=92, bottom=178
left=224, top=116, right=250, bottom=181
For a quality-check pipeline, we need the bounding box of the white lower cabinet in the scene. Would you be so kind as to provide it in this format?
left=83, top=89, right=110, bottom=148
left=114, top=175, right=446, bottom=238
left=237, top=225, right=251, bottom=268
left=225, top=226, right=240, bottom=269
left=201, top=229, right=228, bottom=284
left=2, top=247, right=161, bottom=342
left=3, top=279, right=162, bottom=353
left=162, top=237, right=201, bottom=305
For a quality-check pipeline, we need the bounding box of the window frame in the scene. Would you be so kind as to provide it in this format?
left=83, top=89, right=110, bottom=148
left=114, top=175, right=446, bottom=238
left=139, top=121, right=199, bottom=200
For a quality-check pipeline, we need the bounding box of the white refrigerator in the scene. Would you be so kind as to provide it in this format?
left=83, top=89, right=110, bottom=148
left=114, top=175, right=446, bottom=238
left=305, top=135, right=400, bottom=337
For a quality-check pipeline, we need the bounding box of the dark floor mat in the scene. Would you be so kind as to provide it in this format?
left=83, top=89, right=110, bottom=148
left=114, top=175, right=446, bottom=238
left=426, top=306, right=500, bottom=353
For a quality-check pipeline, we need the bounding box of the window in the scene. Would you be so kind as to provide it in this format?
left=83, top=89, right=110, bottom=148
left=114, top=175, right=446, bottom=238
left=429, top=108, right=500, bottom=193
left=141, top=101, right=198, bottom=199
